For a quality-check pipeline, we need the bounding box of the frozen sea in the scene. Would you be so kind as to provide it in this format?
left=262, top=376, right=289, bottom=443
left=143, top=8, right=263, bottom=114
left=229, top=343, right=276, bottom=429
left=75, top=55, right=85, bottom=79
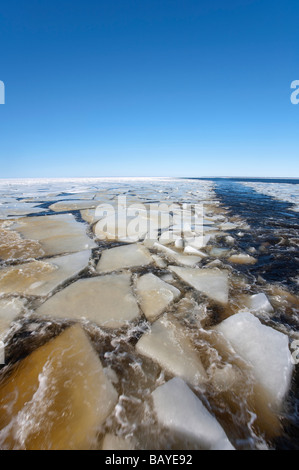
left=0, top=176, right=298, bottom=451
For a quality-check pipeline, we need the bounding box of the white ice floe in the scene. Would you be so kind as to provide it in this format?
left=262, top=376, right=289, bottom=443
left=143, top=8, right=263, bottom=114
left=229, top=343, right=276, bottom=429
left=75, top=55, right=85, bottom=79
left=245, top=293, right=274, bottom=314
left=183, top=246, right=207, bottom=257
left=215, top=311, right=293, bottom=410
left=152, top=377, right=234, bottom=450
left=228, top=253, right=257, bottom=265
left=153, top=242, right=203, bottom=267
left=136, top=316, right=207, bottom=386
left=184, top=234, right=212, bottom=250
left=170, top=266, right=229, bottom=304
left=97, top=243, right=153, bottom=273
left=49, top=200, right=98, bottom=212
left=136, top=273, right=180, bottom=321
left=219, top=222, right=239, bottom=231
left=152, top=254, right=167, bottom=268
left=10, top=214, right=96, bottom=256
left=208, top=247, right=231, bottom=258
left=0, top=202, right=46, bottom=219
left=0, top=250, right=91, bottom=297
left=36, top=273, right=140, bottom=328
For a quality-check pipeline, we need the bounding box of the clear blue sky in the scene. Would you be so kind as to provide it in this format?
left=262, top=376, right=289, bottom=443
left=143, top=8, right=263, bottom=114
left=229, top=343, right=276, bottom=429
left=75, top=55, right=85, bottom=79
left=0, top=0, right=298, bottom=178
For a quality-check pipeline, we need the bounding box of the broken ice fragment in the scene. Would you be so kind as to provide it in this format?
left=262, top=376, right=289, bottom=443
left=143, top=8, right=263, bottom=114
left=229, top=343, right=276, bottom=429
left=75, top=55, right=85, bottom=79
left=36, top=273, right=140, bottom=328
left=228, top=253, right=257, bottom=265
left=0, top=298, right=26, bottom=340
left=245, top=293, right=274, bottom=314
left=49, top=200, right=98, bottom=212
left=101, top=434, right=135, bottom=450
left=0, top=324, right=118, bottom=450
left=0, top=251, right=91, bottom=296
left=136, top=273, right=180, bottom=321
left=97, top=243, right=153, bottom=273
left=152, top=377, right=234, bottom=450
left=136, top=316, right=207, bottom=386
left=170, top=266, right=229, bottom=304
left=215, top=311, right=293, bottom=410
left=10, top=214, right=96, bottom=256
left=0, top=225, right=44, bottom=261
left=154, top=242, right=202, bottom=267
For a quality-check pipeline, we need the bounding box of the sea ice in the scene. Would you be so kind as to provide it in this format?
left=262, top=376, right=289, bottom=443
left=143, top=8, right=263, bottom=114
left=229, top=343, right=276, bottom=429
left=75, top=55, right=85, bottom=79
left=101, top=434, right=135, bottom=450
left=80, top=208, right=102, bottom=224
left=184, top=234, right=211, bottom=250
left=152, top=377, right=234, bottom=450
left=208, top=247, right=231, bottom=258
left=0, top=324, right=118, bottom=450
left=0, top=298, right=26, bottom=340
left=136, top=273, right=180, bottom=321
left=49, top=200, right=98, bottom=212
left=245, top=293, right=274, bottom=313
left=153, top=243, right=203, bottom=267
left=96, top=243, right=153, bottom=273
left=0, top=202, right=46, bottom=219
left=215, top=311, right=293, bottom=409
left=169, top=266, right=229, bottom=304
left=10, top=214, right=96, bottom=256
left=136, top=316, right=207, bottom=386
left=0, top=224, right=44, bottom=261
left=94, top=212, right=148, bottom=242
left=0, top=251, right=91, bottom=297
left=36, top=273, right=140, bottom=328
left=228, top=253, right=257, bottom=265
left=220, top=222, right=238, bottom=231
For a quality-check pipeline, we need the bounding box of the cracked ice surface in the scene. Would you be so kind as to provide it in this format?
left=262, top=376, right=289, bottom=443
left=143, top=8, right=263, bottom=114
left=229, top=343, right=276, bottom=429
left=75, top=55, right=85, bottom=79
left=0, top=177, right=296, bottom=451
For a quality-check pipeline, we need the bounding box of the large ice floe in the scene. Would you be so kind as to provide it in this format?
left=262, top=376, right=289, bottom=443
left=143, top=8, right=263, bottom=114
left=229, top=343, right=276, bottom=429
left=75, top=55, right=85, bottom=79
left=0, top=177, right=297, bottom=450
left=0, top=324, right=118, bottom=449
left=97, top=243, right=153, bottom=272
left=215, top=311, right=294, bottom=411
left=0, top=251, right=91, bottom=296
left=36, top=273, right=140, bottom=328
left=169, top=266, right=229, bottom=304
left=8, top=214, right=96, bottom=256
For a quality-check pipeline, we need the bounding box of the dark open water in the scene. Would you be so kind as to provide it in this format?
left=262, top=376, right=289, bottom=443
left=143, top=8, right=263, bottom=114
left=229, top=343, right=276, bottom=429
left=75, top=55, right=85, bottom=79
left=189, top=178, right=299, bottom=449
